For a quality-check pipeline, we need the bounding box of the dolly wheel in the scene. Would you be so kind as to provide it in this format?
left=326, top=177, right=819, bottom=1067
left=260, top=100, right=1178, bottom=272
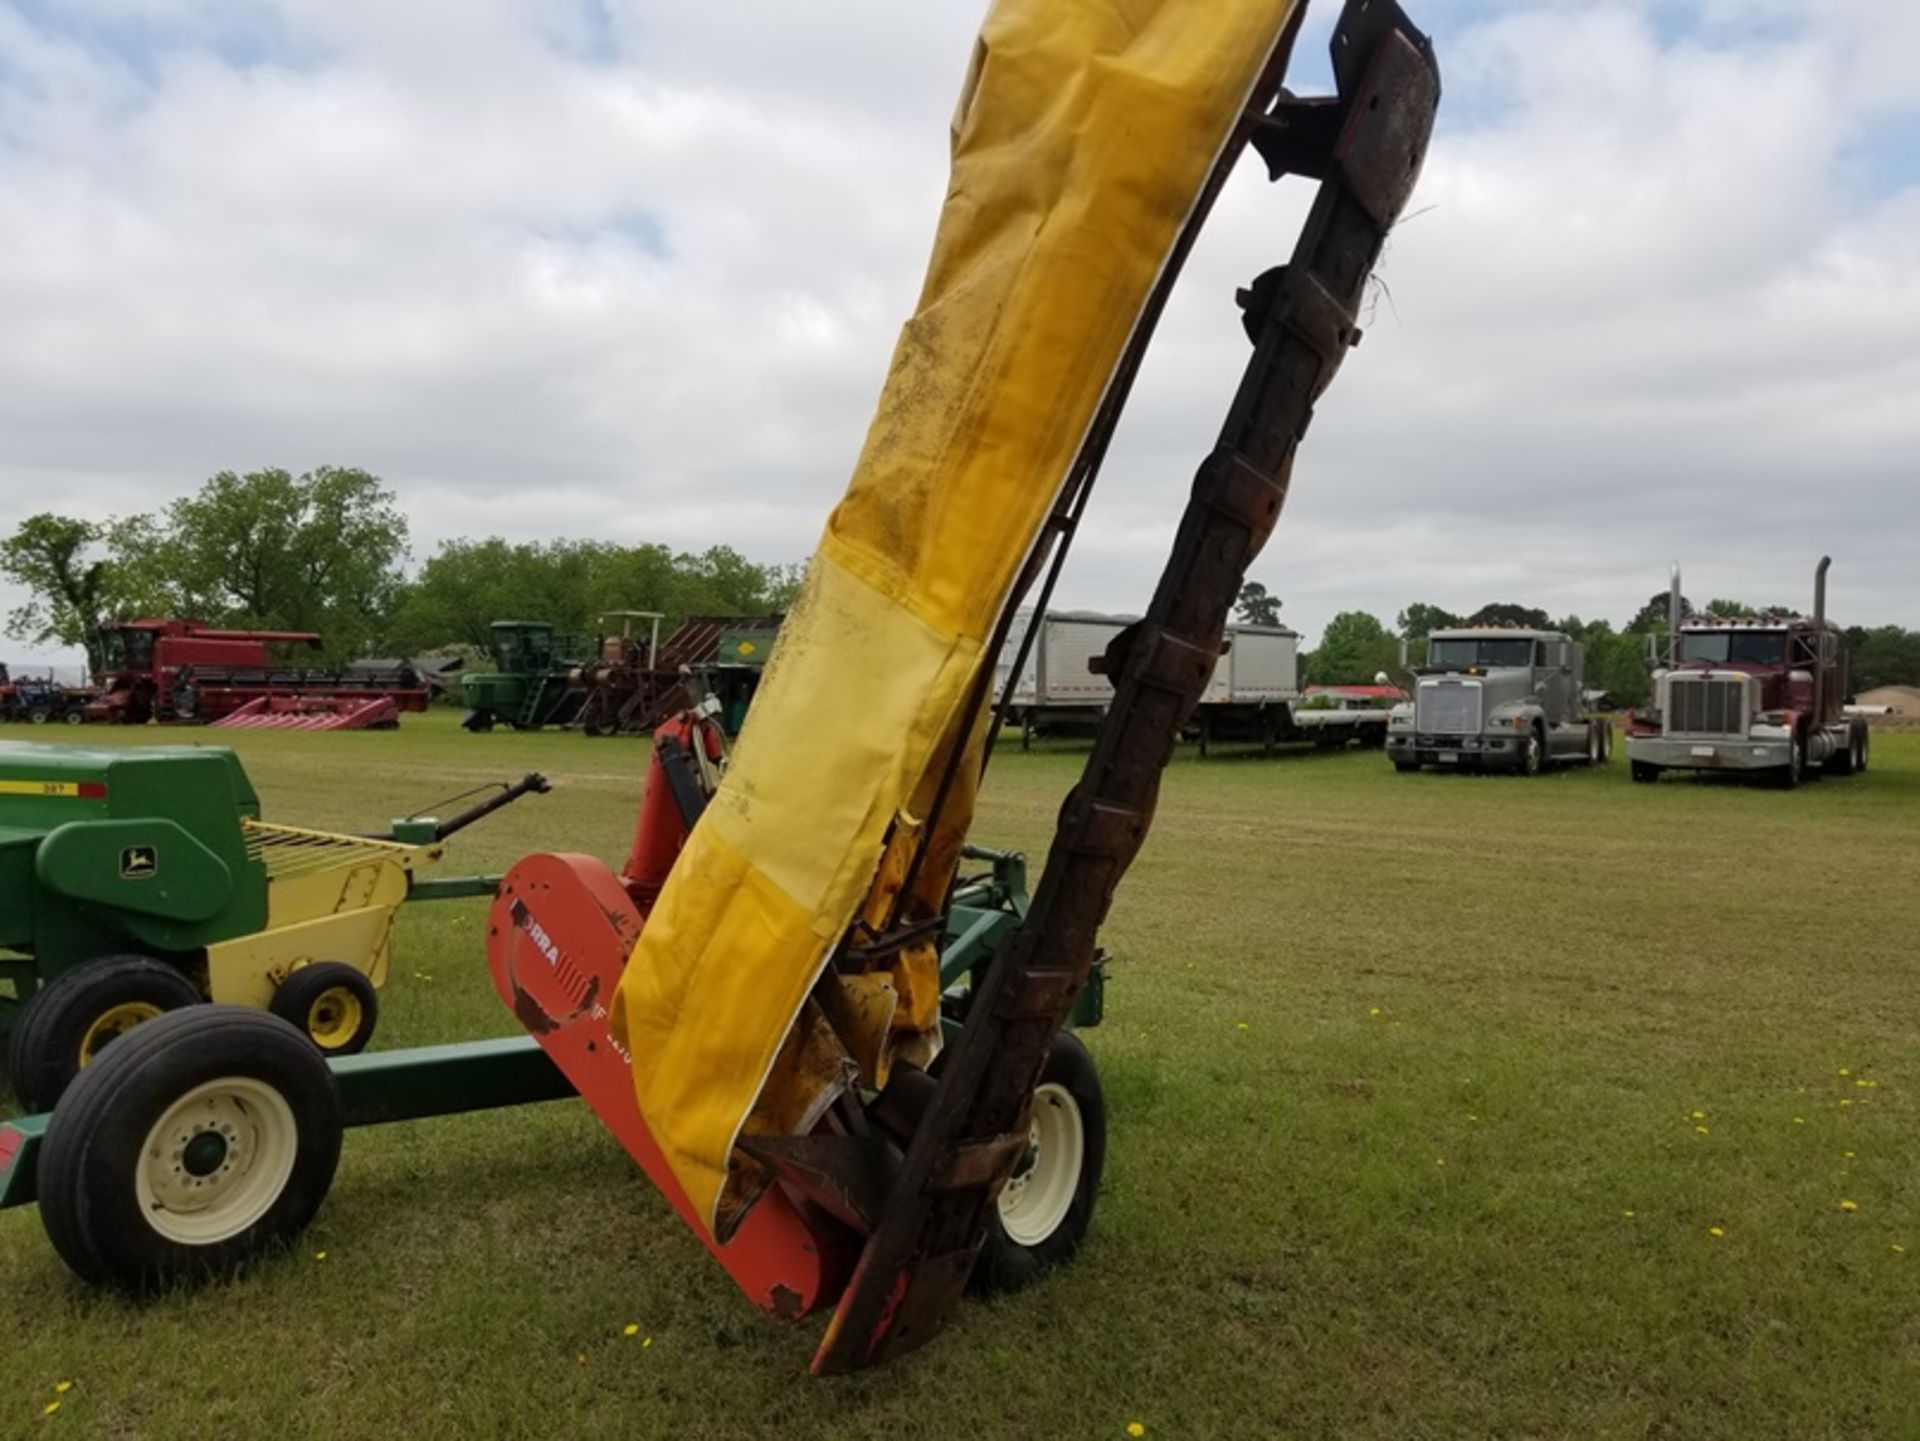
left=37, top=1006, right=343, bottom=1291
left=973, top=1030, right=1106, bottom=1295
left=270, top=963, right=378, bottom=1056
left=8, top=955, right=203, bottom=1112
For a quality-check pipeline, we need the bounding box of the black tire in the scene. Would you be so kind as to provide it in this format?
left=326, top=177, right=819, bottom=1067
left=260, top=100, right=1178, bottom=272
left=1600, top=720, right=1614, bottom=762
left=1630, top=760, right=1660, bottom=784
left=1392, top=759, right=1419, bottom=774
left=37, top=1006, right=343, bottom=1291
left=1829, top=722, right=1866, bottom=778
left=1586, top=722, right=1604, bottom=767
left=1857, top=725, right=1870, bottom=775
left=269, top=963, right=378, bottom=1057
left=1777, top=737, right=1804, bottom=790
left=63, top=709, right=84, bottom=726
left=461, top=710, right=494, bottom=733
left=8, top=956, right=203, bottom=1112
left=973, top=1030, right=1106, bottom=1295
left=1519, top=727, right=1543, bottom=777
left=27, top=706, right=50, bottom=725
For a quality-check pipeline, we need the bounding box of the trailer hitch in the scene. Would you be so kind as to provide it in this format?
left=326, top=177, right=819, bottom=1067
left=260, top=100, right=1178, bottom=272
left=805, top=0, right=1440, bottom=1374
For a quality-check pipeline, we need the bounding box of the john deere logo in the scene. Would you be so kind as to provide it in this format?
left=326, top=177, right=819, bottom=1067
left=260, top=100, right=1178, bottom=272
left=120, top=846, right=158, bottom=880
left=736, top=641, right=757, bottom=657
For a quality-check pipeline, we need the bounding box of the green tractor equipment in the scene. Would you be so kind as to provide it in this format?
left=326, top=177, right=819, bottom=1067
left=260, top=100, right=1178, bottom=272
left=460, top=621, right=590, bottom=732
left=0, top=743, right=546, bottom=1109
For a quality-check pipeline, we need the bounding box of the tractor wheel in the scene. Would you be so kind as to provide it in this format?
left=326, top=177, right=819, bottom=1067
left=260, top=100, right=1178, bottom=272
left=972, top=1030, right=1106, bottom=1295
left=8, top=956, right=203, bottom=1112
left=36, top=1006, right=343, bottom=1291
left=1630, top=760, right=1660, bottom=784
left=27, top=706, right=51, bottom=725
left=63, top=709, right=84, bottom=725
left=461, top=710, right=494, bottom=733
left=270, top=963, right=378, bottom=1057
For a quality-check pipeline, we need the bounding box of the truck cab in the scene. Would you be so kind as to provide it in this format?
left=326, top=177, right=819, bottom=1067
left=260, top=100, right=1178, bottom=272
left=1386, top=628, right=1611, bottom=775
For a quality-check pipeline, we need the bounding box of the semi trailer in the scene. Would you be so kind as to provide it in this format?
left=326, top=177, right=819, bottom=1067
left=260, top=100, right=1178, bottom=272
left=998, top=608, right=1390, bottom=752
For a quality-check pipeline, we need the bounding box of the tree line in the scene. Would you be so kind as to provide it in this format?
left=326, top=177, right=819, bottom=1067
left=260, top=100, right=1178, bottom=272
left=1, top=468, right=801, bottom=672
left=1237, top=587, right=1920, bottom=699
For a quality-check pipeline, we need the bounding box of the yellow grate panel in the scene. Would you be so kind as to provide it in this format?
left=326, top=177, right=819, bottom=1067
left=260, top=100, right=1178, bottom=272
left=242, top=820, right=412, bottom=881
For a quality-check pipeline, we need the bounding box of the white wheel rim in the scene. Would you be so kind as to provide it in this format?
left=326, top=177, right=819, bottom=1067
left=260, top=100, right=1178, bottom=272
left=133, top=1076, right=299, bottom=1245
left=996, top=1081, right=1084, bottom=1247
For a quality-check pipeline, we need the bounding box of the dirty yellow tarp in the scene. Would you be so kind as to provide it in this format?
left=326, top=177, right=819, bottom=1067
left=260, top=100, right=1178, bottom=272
left=612, top=0, right=1300, bottom=1235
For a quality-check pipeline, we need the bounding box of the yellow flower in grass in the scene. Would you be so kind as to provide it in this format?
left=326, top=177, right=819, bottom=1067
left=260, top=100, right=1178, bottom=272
left=1839, top=1068, right=1851, bottom=1077
left=1691, top=1110, right=1706, bottom=1120
left=1622, top=1209, right=1636, bottom=1219
left=623, top=1323, right=640, bottom=1337
left=1840, top=1199, right=1859, bottom=1212
left=1893, top=1244, right=1907, bottom=1255
left=1708, top=1226, right=1725, bottom=1239
left=1694, top=1126, right=1710, bottom=1136
left=43, top=1401, right=60, bottom=1417
left=1127, top=1425, right=1146, bottom=1438
left=53, top=1384, right=71, bottom=1396
left=1792, top=1117, right=1805, bottom=1125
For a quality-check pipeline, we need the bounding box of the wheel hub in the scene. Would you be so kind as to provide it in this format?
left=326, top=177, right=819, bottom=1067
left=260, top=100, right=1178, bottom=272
left=134, top=1077, right=298, bottom=1245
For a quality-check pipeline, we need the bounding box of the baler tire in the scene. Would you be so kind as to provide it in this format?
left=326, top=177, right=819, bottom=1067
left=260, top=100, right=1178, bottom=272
left=270, top=964, right=378, bottom=1057
left=8, top=955, right=204, bottom=1112
left=972, top=1030, right=1106, bottom=1296
left=37, top=1006, right=342, bottom=1291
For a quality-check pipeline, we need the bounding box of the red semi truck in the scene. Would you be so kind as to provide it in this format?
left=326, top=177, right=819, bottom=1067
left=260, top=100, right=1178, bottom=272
left=1623, top=558, right=1869, bottom=788
left=86, top=619, right=431, bottom=724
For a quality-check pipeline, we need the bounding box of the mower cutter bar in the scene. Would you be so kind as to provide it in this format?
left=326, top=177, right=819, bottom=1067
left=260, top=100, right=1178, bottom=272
left=811, top=0, right=1440, bottom=1373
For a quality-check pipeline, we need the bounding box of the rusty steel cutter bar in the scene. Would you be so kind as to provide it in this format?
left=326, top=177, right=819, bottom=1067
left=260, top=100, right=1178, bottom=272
left=810, top=0, right=1441, bottom=1374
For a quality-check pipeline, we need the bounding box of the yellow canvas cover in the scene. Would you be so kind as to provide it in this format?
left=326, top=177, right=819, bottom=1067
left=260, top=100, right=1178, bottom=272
left=613, top=0, right=1301, bottom=1236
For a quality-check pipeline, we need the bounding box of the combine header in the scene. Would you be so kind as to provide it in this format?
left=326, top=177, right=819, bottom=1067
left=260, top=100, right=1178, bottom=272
left=87, top=619, right=429, bottom=726
left=210, top=695, right=401, bottom=731
left=0, top=0, right=1438, bottom=1377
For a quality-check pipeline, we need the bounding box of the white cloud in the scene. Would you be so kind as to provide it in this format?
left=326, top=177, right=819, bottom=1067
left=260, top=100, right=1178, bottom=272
left=0, top=0, right=1914, bottom=673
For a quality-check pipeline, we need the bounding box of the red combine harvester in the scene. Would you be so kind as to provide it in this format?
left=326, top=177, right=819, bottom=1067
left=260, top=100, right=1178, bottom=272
left=86, top=620, right=429, bottom=727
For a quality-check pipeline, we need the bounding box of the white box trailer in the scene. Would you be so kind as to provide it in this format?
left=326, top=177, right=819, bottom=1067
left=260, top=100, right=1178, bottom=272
left=995, top=610, right=1386, bottom=754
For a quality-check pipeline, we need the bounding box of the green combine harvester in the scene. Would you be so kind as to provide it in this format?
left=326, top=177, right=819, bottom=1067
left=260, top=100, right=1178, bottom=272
left=0, top=744, right=544, bottom=1110
left=459, top=621, right=590, bottom=732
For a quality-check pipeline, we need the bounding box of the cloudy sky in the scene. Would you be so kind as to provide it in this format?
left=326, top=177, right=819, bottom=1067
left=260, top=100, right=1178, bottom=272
left=2, top=0, right=1915, bottom=670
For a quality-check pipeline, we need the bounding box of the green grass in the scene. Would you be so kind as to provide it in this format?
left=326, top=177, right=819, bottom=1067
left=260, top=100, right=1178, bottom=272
left=4, top=711, right=1919, bottom=1438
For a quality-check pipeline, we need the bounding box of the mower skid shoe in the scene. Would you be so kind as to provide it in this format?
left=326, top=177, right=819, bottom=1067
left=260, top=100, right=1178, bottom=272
left=487, top=852, right=847, bottom=1321
left=810, top=0, right=1439, bottom=1376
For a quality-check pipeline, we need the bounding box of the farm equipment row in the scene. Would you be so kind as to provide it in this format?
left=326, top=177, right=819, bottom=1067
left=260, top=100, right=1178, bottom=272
left=460, top=612, right=781, bottom=736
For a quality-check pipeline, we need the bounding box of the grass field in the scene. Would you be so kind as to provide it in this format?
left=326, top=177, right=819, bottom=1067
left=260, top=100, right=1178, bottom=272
left=3, top=710, right=1918, bottom=1439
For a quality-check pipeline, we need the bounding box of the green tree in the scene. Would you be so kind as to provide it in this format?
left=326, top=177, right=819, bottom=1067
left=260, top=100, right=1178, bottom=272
left=1468, top=601, right=1551, bottom=630
left=1846, top=625, right=1920, bottom=694
left=1396, top=602, right=1459, bottom=639
left=1235, top=581, right=1283, bottom=627
left=1626, top=589, right=1692, bottom=634
left=156, top=467, right=409, bottom=659
left=1, top=514, right=114, bottom=673
left=1305, top=611, right=1399, bottom=686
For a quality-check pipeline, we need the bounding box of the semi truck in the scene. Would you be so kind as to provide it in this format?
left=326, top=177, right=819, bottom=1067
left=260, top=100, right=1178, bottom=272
left=997, top=608, right=1390, bottom=752
left=1386, top=628, right=1613, bottom=774
left=1623, top=558, right=1867, bottom=787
